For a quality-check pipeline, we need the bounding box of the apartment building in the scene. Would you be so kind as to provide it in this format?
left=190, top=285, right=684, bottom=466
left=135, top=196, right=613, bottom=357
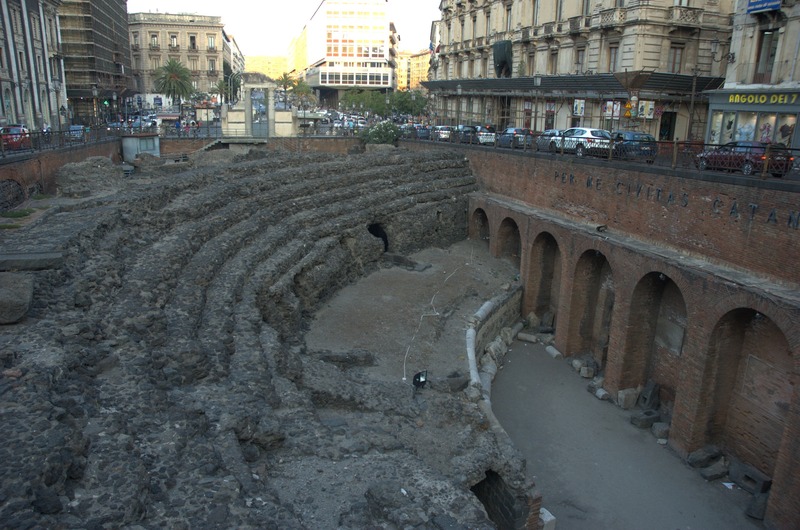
left=0, top=0, right=66, bottom=129
left=128, top=12, right=228, bottom=111
left=426, top=0, right=735, bottom=141
left=705, top=0, right=800, bottom=149
left=58, top=0, right=133, bottom=126
left=289, top=0, right=397, bottom=106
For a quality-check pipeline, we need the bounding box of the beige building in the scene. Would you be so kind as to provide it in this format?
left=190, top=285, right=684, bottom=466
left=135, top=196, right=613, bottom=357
left=128, top=12, right=229, bottom=111
left=289, top=0, right=397, bottom=106
left=705, top=0, right=800, bottom=149
left=246, top=56, right=289, bottom=80
left=426, top=0, right=735, bottom=140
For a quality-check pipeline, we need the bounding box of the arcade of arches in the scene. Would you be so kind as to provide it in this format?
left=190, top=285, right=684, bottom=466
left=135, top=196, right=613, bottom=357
left=469, top=197, right=799, bottom=529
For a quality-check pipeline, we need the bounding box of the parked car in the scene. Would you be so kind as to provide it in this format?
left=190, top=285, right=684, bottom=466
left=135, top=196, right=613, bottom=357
left=0, top=125, right=31, bottom=150
left=433, top=125, right=454, bottom=141
left=694, top=141, right=795, bottom=177
left=535, top=129, right=564, bottom=152
left=497, top=127, right=533, bottom=149
left=611, top=131, right=658, bottom=163
left=456, top=125, right=478, bottom=144
left=474, top=125, right=496, bottom=145
left=551, top=127, right=611, bottom=157
left=415, top=125, right=432, bottom=140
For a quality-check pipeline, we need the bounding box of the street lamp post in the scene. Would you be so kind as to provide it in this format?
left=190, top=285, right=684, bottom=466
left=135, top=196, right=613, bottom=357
left=456, top=84, right=462, bottom=132
left=385, top=93, right=390, bottom=118
left=112, top=92, right=118, bottom=124
left=91, top=84, right=99, bottom=126
left=411, top=91, right=416, bottom=122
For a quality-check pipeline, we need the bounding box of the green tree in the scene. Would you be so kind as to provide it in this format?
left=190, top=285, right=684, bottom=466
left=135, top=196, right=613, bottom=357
left=153, top=58, right=194, bottom=110
left=276, top=72, right=296, bottom=106
left=291, top=80, right=316, bottom=108
left=210, top=80, right=229, bottom=104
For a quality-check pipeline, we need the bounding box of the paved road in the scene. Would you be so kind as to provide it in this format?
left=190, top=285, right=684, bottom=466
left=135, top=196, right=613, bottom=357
left=490, top=340, right=765, bottom=530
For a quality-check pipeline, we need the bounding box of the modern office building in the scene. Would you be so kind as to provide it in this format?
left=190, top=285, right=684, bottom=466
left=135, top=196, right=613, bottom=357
left=0, top=0, right=66, bottom=129
left=289, top=0, right=397, bottom=106
left=425, top=0, right=735, bottom=140
left=128, top=11, right=230, bottom=111
left=58, top=0, right=133, bottom=126
left=245, top=55, right=288, bottom=80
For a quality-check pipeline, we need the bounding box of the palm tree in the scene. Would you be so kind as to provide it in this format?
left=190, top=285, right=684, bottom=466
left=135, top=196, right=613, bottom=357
left=153, top=58, right=194, bottom=111
left=211, top=79, right=229, bottom=105
left=292, top=80, right=315, bottom=107
left=276, top=72, right=296, bottom=106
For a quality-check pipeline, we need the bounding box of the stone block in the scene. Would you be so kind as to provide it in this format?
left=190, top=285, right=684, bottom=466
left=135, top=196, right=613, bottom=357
left=540, top=507, right=556, bottom=530
left=545, top=345, right=562, bottom=359
left=700, top=459, right=728, bottom=481
left=745, top=491, right=769, bottom=520
left=630, top=409, right=660, bottom=428
left=687, top=445, right=721, bottom=468
left=580, top=366, right=594, bottom=378
left=729, top=458, right=772, bottom=494
left=637, top=379, right=660, bottom=410
left=571, top=359, right=584, bottom=372
left=526, top=312, right=541, bottom=329
left=517, top=332, right=538, bottom=344
left=617, top=388, right=639, bottom=410
left=650, top=421, right=670, bottom=438
left=0, top=272, right=33, bottom=324
left=594, top=388, right=611, bottom=401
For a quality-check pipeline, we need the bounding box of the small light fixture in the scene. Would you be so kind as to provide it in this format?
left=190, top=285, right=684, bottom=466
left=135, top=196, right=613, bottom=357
left=412, top=370, right=427, bottom=390
left=710, top=38, right=735, bottom=64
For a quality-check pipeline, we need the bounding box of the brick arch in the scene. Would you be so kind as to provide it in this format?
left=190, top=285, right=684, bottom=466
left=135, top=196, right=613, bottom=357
left=496, top=216, right=521, bottom=268
left=524, top=231, right=562, bottom=330
left=566, top=249, right=615, bottom=370
left=469, top=207, right=490, bottom=247
left=702, top=309, right=792, bottom=479
left=619, top=272, right=687, bottom=393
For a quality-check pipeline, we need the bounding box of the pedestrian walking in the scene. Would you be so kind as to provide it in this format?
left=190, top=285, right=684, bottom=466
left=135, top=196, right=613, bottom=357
left=175, top=119, right=182, bottom=137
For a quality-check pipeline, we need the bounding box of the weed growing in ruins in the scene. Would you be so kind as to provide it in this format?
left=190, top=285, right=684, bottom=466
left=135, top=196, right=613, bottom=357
left=360, top=121, right=400, bottom=145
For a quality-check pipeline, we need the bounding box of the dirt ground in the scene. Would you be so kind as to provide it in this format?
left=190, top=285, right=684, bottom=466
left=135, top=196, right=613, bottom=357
left=305, top=239, right=520, bottom=385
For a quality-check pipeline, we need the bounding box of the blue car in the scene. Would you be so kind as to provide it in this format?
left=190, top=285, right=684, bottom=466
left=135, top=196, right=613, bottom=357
left=497, top=127, right=533, bottom=149
left=611, top=131, right=658, bottom=163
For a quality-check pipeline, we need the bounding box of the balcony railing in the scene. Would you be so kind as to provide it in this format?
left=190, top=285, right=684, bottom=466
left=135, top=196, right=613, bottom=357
left=207, top=70, right=219, bottom=76
left=207, top=46, right=217, bottom=52
left=569, top=15, right=591, bottom=33
left=669, top=6, right=703, bottom=27
left=543, top=23, right=554, bottom=36
left=169, top=44, right=180, bottom=51
left=188, top=45, right=198, bottom=51
left=599, top=8, right=626, bottom=27
left=132, top=44, right=140, bottom=51
left=149, top=43, right=160, bottom=50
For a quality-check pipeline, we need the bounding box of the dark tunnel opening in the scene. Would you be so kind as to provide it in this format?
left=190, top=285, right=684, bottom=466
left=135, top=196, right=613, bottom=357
left=368, top=223, right=389, bottom=252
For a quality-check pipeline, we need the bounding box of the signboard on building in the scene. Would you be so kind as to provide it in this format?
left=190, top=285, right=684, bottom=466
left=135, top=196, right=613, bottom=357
left=746, top=0, right=780, bottom=13
left=573, top=99, right=585, bottom=116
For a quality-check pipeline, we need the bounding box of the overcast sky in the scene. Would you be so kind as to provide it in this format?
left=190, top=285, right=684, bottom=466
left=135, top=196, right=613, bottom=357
left=126, top=0, right=441, bottom=56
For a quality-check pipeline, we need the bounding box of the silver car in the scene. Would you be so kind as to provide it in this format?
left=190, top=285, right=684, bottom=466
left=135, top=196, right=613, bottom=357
left=551, top=127, right=611, bottom=157
left=536, top=129, right=564, bottom=152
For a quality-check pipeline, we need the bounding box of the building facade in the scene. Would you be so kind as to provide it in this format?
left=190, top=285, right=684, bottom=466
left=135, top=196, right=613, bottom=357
left=705, top=0, right=800, bottom=149
left=246, top=55, right=288, bottom=80
left=1, top=0, right=66, bottom=130
left=425, top=0, right=734, bottom=141
left=289, top=0, right=397, bottom=106
left=128, top=12, right=226, bottom=112
left=59, top=0, right=133, bottom=127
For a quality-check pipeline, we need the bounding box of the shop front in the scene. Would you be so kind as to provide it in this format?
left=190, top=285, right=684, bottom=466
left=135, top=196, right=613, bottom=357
left=705, top=89, right=799, bottom=148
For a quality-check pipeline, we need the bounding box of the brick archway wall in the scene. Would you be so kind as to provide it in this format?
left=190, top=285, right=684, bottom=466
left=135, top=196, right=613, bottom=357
left=524, top=231, right=561, bottom=328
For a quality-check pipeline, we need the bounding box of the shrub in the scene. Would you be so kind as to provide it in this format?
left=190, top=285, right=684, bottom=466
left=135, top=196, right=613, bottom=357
left=360, top=121, right=400, bottom=145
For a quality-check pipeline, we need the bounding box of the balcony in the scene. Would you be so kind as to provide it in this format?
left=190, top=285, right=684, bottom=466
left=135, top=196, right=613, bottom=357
left=169, top=44, right=180, bottom=51
left=543, top=23, right=554, bottom=37
left=188, top=45, right=198, bottom=51
left=207, top=46, right=217, bottom=52
left=207, top=70, right=219, bottom=76
left=569, top=15, right=591, bottom=34
left=131, top=43, right=140, bottom=51
left=521, top=28, right=531, bottom=42
left=149, top=43, right=160, bottom=50
left=599, top=8, right=626, bottom=28
left=191, top=70, right=201, bottom=76
left=474, top=36, right=484, bottom=48
left=668, top=6, right=703, bottom=29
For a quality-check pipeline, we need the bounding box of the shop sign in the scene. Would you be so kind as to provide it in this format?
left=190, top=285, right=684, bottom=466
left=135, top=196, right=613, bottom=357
left=728, top=93, right=798, bottom=105
left=746, top=0, right=780, bottom=14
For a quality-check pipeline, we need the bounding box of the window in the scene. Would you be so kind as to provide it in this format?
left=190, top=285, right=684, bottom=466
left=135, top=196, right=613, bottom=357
left=674, top=0, right=689, bottom=5
left=667, top=45, right=683, bottom=74
left=189, top=58, right=198, bottom=71
left=207, top=35, right=216, bottom=50
left=208, top=59, right=216, bottom=72
left=170, top=34, right=178, bottom=48
left=150, top=56, right=161, bottom=70
left=556, top=0, right=563, bottom=21
left=615, top=0, right=625, bottom=6
left=548, top=50, right=558, bottom=74
left=472, top=16, right=477, bottom=40
left=0, top=47, right=4, bottom=69
left=754, top=30, right=778, bottom=84
left=485, top=11, right=491, bottom=36
left=527, top=52, right=535, bottom=76
left=608, top=44, right=619, bottom=72
left=150, top=34, right=158, bottom=47
left=189, top=35, right=197, bottom=50
left=460, top=18, right=465, bottom=41
left=575, top=48, right=585, bottom=73
left=506, top=7, right=512, bottom=32
left=132, top=32, right=139, bottom=47
left=582, top=0, right=591, bottom=16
